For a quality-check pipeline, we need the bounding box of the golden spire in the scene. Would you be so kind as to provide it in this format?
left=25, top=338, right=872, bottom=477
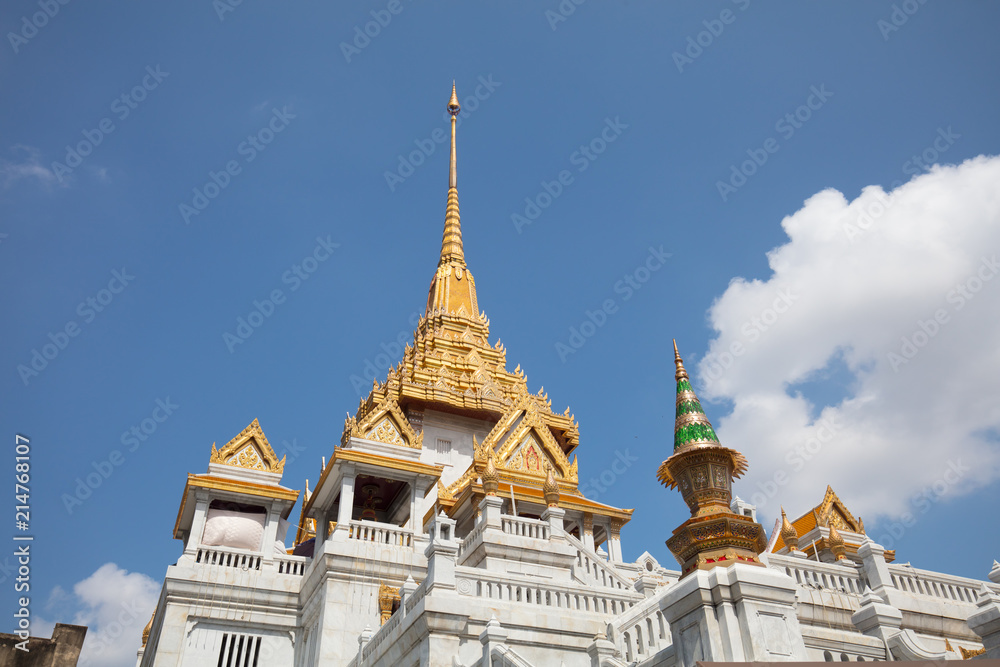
left=673, top=339, right=689, bottom=382
left=426, top=83, right=480, bottom=317
left=441, top=82, right=464, bottom=266
left=780, top=507, right=800, bottom=551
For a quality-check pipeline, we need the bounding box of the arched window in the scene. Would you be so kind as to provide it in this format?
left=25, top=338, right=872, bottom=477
left=824, top=651, right=834, bottom=662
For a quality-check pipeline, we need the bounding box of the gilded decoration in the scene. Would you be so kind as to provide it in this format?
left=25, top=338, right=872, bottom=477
left=341, top=394, right=423, bottom=450
left=817, top=485, right=865, bottom=534
left=780, top=507, right=800, bottom=551
left=660, top=342, right=766, bottom=577
left=378, top=582, right=401, bottom=625
left=774, top=485, right=874, bottom=555
left=961, top=647, right=986, bottom=659
left=209, top=418, right=286, bottom=474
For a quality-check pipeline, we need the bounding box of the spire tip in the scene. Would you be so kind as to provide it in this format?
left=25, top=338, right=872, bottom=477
left=448, top=82, right=461, bottom=116
left=673, top=339, right=689, bottom=382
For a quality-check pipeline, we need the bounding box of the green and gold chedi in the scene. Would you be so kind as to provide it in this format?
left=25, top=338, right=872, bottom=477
left=657, top=341, right=766, bottom=577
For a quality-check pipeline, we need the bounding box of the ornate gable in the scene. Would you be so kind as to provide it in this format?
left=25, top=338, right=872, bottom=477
left=444, top=390, right=580, bottom=497
left=342, top=394, right=423, bottom=449
left=210, top=418, right=285, bottom=474
left=816, top=485, right=864, bottom=534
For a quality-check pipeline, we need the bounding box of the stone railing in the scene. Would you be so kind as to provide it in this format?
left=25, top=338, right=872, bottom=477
left=888, top=564, right=996, bottom=604
left=361, top=604, right=404, bottom=663
left=612, top=584, right=674, bottom=663
left=403, top=579, right=428, bottom=615
left=347, top=520, right=413, bottom=547
left=501, top=515, right=550, bottom=540
left=565, top=533, right=632, bottom=591
left=357, top=579, right=427, bottom=665
left=454, top=566, right=639, bottom=615
left=193, top=546, right=311, bottom=577
left=457, top=520, right=487, bottom=563
left=771, top=554, right=866, bottom=594
left=195, top=546, right=262, bottom=571
left=274, top=554, right=308, bottom=576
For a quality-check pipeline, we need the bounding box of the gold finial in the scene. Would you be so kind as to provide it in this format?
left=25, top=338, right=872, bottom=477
left=826, top=518, right=847, bottom=561
left=780, top=507, right=800, bottom=552
left=543, top=466, right=560, bottom=507
left=142, top=610, right=155, bottom=646
left=435, top=81, right=464, bottom=265
left=673, top=339, right=689, bottom=382
left=448, top=81, right=461, bottom=117
left=482, top=454, right=500, bottom=496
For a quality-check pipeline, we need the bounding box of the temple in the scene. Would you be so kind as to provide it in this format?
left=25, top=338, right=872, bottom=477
left=137, top=86, right=1000, bottom=666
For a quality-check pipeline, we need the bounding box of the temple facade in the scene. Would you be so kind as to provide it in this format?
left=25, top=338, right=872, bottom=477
left=137, top=86, right=1000, bottom=667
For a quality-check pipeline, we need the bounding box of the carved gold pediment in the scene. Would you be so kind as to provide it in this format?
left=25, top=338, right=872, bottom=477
left=210, top=418, right=285, bottom=474
left=443, top=394, right=579, bottom=498
left=342, top=394, right=423, bottom=450
left=818, top=485, right=864, bottom=534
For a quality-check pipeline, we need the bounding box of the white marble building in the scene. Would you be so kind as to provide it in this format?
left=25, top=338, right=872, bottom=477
left=138, top=88, right=1000, bottom=666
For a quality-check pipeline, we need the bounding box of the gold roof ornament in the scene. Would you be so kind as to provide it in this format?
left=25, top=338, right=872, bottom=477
left=780, top=507, right=800, bottom=552
left=543, top=466, right=560, bottom=507
left=961, top=646, right=986, bottom=659
left=377, top=582, right=400, bottom=625
left=482, top=453, right=500, bottom=496
left=827, top=517, right=848, bottom=561
left=209, top=418, right=285, bottom=474
left=142, top=610, right=154, bottom=646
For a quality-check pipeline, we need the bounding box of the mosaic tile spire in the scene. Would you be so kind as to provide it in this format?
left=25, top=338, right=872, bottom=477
left=673, top=340, right=721, bottom=450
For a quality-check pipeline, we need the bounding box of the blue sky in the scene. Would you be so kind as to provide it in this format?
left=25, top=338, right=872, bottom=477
left=2, top=1, right=1000, bottom=661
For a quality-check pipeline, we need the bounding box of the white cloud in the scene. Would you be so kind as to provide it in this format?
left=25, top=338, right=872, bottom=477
left=697, top=155, right=1000, bottom=532
left=0, top=145, right=60, bottom=188
left=36, top=563, right=160, bottom=667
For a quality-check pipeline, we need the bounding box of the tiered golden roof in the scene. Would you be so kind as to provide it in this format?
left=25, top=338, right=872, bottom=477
left=328, top=85, right=629, bottom=532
